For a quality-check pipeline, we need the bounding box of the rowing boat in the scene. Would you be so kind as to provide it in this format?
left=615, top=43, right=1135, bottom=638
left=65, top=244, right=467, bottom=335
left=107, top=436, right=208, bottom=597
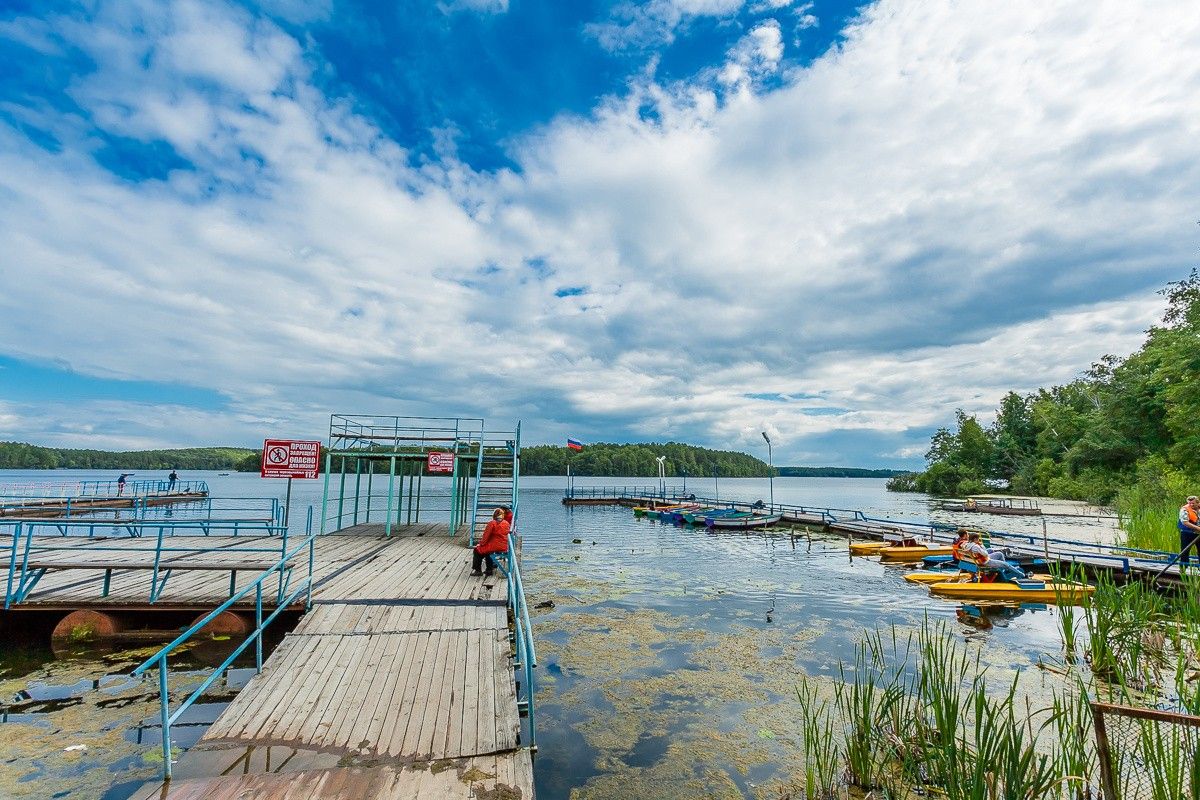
left=705, top=512, right=783, bottom=530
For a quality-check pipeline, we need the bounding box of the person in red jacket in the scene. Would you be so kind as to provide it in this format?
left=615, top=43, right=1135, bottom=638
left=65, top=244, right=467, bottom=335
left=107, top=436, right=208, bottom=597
left=471, top=508, right=510, bottom=576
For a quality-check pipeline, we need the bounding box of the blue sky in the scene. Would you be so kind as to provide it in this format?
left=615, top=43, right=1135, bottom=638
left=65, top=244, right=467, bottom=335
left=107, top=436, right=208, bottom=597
left=0, top=0, right=1196, bottom=467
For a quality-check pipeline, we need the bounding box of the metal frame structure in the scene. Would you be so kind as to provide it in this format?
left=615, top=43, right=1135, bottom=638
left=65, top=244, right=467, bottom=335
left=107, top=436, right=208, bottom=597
left=320, top=415, right=487, bottom=536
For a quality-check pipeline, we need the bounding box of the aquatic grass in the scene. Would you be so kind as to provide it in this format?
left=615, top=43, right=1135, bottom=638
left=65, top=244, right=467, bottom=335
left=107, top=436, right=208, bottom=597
left=794, top=680, right=841, bottom=800
left=1049, top=686, right=1098, bottom=799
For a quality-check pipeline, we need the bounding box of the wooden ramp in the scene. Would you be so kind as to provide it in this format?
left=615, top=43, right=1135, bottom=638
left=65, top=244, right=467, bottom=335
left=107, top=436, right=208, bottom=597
left=123, top=524, right=533, bottom=799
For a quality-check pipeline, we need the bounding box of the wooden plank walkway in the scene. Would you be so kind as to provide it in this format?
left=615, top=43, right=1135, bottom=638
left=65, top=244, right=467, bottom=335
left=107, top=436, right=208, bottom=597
left=120, top=523, right=534, bottom=799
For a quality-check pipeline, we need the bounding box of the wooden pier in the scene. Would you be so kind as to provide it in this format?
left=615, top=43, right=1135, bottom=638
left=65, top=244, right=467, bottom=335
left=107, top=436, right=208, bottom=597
left=2, top=522, right=534, bottom=799
left=570, top=490, right=1189, bottom=585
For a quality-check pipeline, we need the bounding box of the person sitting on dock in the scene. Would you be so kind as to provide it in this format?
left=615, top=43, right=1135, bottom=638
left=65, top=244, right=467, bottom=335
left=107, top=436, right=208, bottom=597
left=1179, top=496, right=1200, bottom=568
left=471, top=508, right=511, bottom=577
left=962, top=533, right=1024, bottom=581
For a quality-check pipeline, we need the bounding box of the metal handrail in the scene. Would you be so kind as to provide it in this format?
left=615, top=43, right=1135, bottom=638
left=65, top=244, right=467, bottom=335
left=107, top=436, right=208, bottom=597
left=5, top=516, right=292, bottom=608
left=470, top=436, right=484, bottom=546
left=130, top=507, right=317, bottom=779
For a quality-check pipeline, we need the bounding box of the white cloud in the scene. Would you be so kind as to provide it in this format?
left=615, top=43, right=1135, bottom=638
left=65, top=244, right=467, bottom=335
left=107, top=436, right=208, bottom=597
left=1, top=0, right=1197, bottom=466
left=586, top=0, right=746, bottom=51
left=719, top=19, right=784, bottom=92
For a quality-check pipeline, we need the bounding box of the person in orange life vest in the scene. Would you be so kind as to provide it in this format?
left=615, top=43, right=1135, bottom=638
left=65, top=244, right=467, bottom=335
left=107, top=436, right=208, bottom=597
left=471, top=508, right=510, bottom=577
left=1178, top=496, right=1200, bottom=567
left=962, top=532, right=1023, bottom=581
left=951, top=529, right=969, bottom=562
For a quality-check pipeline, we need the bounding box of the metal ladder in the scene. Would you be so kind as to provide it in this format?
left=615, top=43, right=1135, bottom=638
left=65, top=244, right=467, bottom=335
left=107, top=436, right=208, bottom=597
left=472, top=430, right=518, bottom=542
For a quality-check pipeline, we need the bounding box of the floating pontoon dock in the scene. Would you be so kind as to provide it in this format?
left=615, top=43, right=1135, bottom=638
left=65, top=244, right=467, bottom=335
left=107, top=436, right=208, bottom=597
left=0, top=479, right=210, bottom=519
left=564, top=486, right=1190, bottom=585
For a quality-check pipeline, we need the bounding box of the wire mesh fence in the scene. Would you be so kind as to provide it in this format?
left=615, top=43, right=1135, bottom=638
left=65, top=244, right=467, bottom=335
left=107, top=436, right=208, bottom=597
left=1092, top=701, right=1200, bottom=799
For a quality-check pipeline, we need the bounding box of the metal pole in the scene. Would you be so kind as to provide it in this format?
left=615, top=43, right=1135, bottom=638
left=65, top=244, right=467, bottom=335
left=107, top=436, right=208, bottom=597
left=284, top=477, right=292, bottom=531
left=255, top=583, right=263, bottom=671
left=336, top=456, right=347, bottom=531
left=319, top=452, right=332, bottom=535
left=353, top=458, right=362, bottom=525
left=414, top=464, right=422, bottom=523
left=158, top=664, right=172, bottom=778
left=366, top=466, right=373, bottom=523
left=385, top=457, right=397, bottom=538
left=768, top=441, right=774, bottom=511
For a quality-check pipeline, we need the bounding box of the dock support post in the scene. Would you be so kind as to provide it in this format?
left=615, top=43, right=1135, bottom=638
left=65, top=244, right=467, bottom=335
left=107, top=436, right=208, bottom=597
left=449, top=450, right=460, bottom=530
left=336, top=457, right=347, bottom=531
left=407, top=461, right=415, bottom=525
left=353, top=458, right=362, bottom=525
left=158, top=665, right=172, bottom=779
left=385, top=457, right=397, bottom=538
left=414, top=466, right=422, bottom=523
left=319, top=452, right=332, bottom=535
left=366, top=468, right=374, bottom=523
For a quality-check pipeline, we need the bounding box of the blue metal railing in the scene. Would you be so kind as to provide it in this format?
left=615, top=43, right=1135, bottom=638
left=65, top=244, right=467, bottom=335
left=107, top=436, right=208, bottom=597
left=5, top=515, right=292, bottom=608
left=79, top=479, right=210, bottom=497
left=469, top=437, right=485, bottom=547
left=564, top=484, right=688, bottom=501
left=130, top=508, right=316, bottom=779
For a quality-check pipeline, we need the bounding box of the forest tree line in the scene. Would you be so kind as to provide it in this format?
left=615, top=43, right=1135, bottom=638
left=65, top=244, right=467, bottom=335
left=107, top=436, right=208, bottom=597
left=520, top=442, right=772, bottom=477
left=890, top=273, right=1200, bottom=544
left=0, top=442, right=258, bottom=470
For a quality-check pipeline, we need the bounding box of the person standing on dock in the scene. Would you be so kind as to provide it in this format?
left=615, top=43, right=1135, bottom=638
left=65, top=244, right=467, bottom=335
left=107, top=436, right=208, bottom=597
left=1178, top=496, right=1200, bottom=567
left=471, top=508, right=510, bottom=577
left=168, top=469, right=178, bottom=491
left=117, top=473, right=130, bottom=495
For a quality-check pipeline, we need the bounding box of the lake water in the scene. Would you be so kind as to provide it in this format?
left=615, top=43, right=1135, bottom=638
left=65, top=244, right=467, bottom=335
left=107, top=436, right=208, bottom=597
left=0, top=471, right=1098, bottom=798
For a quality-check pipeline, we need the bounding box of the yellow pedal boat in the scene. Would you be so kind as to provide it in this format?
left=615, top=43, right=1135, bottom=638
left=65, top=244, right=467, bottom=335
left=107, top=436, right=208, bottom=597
left=928, top=579, right=1095, bottom=605
left=905, top=571, right=968, bottom=585
left=879, top=545, right=954, bottom=563
left=849, top=541, right=890, bottom=555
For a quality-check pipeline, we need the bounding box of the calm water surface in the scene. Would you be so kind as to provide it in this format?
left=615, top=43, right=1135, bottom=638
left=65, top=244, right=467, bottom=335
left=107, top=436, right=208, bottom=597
left=0, top=471, right=1096, bottom=798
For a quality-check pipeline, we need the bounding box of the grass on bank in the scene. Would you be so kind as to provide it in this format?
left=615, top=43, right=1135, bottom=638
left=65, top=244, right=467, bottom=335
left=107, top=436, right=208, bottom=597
left=793, top=572, right=1200, bottom=799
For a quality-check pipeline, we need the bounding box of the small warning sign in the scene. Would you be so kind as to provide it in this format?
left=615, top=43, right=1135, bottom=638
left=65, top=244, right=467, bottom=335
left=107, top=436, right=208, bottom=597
left=261, top=439, right=321, bottom=479
left=427, top=451, right=455, bottom=473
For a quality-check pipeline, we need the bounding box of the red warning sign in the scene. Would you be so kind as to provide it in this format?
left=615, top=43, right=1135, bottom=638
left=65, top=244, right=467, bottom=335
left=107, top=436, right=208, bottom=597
left=261, top=439, right=321, bottom=479
left=427, top=451, right=455, bottom=473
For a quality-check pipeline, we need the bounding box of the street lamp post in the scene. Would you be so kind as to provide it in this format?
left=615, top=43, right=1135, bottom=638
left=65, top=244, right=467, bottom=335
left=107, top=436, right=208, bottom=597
left=761, top=431, right=774, bottom=511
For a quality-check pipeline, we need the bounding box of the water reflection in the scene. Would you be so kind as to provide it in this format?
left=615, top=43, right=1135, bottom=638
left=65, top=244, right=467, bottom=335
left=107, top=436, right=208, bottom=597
left=0, top=629, right=283, bottom=799
left=521, top=488, right=1076, bottom=799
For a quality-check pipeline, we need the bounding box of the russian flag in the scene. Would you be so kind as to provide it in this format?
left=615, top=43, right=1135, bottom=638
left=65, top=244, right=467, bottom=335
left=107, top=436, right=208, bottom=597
left=566, top=438, right=584, bottom=451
